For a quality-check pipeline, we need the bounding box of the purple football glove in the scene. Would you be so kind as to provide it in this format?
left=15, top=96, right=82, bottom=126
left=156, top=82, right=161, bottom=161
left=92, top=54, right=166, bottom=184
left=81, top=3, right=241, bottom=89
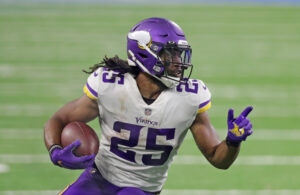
left=50, top=140, right=95, bottom=169
left=227, top=106, right=253, bottom=144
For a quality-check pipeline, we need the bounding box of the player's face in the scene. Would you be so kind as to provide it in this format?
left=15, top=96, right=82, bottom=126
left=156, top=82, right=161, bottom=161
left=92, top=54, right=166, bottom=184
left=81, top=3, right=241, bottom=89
left=160, top=50, right=183, bottom=78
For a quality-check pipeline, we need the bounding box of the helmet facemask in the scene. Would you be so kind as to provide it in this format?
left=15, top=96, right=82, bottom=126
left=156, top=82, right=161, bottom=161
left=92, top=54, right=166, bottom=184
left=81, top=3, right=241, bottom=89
left=155, top=41, right=193, bottom=87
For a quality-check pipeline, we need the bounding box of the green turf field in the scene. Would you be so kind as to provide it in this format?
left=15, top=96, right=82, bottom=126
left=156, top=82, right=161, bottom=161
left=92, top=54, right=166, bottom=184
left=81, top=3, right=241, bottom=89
left=1, top=3, right=300, bottom=194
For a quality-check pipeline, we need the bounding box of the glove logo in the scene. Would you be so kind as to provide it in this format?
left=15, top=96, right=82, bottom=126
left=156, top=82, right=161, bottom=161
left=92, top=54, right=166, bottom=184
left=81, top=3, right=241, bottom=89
left=229, top=123, right=244, bottom=137
left=57, top=161, right=64, bottom=167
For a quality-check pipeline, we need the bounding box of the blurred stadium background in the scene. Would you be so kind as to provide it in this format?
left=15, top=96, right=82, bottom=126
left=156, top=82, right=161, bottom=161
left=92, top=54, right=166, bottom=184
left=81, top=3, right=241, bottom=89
left=0, top=0, right=300, bottom=194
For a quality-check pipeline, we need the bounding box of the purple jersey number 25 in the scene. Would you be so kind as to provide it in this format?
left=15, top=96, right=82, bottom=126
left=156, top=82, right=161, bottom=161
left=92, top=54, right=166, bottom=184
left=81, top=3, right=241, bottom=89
left=176, top=80, right=198, bottom=94
left=110, top=121, right=175, bottom=166
left=102, top=70, right=124, bottom=85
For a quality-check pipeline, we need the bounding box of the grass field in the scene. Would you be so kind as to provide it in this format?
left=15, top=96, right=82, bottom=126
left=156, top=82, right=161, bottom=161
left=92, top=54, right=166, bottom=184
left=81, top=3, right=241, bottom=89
left=0, top=3, right=300, bottom=194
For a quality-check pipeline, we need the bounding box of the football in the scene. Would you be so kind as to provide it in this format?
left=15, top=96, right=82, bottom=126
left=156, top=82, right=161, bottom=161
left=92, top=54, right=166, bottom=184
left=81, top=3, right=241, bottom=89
left=61, top=121, right=99, bottom=156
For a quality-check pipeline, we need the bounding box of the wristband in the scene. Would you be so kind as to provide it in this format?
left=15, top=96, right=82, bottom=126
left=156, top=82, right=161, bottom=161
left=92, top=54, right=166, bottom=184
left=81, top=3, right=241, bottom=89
left=225, top=137, right=241, bottom=148
left=48, top=144, right=63, bottom=156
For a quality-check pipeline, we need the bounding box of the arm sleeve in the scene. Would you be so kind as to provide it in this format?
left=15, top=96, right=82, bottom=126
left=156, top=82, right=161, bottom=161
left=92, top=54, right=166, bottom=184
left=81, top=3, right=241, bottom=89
left=197, top=80, right=212, bottom=113
left=83, top=68, right=101, bottom=100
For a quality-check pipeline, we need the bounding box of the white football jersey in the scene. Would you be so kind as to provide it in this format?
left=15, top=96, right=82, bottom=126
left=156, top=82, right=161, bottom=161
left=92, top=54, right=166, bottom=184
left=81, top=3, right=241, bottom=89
left=83, top=67, right=211, bottom=192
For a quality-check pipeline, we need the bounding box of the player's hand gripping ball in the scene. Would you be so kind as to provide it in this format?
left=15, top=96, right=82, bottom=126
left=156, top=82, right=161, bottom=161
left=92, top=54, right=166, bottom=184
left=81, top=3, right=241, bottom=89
left=226, top=106, right=253, bottom=143
left=50, top=122, right=99, bottom=169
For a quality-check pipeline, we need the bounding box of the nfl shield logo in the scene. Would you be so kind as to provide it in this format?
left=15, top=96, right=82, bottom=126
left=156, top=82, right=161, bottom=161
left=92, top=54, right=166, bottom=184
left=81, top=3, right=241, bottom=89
left=144, top=108, right=152, bottom=116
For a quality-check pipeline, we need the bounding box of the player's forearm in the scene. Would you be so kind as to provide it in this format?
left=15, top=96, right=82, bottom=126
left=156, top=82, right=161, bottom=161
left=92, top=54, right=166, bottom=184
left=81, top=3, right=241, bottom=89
left=208, top=140, right=240, bottom=169
left=44, top=116, right=66, bottom=150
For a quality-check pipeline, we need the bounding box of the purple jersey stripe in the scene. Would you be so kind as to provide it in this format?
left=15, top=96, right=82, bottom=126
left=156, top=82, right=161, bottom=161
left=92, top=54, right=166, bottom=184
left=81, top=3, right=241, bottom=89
left=86, top=82, right=98, bottom=97
left=198, top=99, right=211, bottom=108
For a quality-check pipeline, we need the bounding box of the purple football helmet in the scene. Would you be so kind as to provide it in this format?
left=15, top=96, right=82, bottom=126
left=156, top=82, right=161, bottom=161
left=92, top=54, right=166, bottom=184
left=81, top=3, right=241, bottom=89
left=127, top=17, right=193, bottom=88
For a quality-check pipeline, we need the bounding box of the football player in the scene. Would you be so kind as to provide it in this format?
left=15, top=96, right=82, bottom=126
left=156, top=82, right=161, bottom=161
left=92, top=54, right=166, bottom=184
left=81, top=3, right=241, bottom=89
left=44, top=17, right=253, bottom=195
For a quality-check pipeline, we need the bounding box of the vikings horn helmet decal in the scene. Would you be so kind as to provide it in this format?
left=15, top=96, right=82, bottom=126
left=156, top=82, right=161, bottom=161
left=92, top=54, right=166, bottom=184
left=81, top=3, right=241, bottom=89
left=127, top=17, right=193, bottom=88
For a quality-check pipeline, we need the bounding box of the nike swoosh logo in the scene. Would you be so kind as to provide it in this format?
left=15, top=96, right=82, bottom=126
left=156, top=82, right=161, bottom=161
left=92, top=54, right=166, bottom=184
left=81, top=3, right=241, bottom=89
left=94, top=72, right=98, bottom=77
left=203, top=85, right=207, bottom=90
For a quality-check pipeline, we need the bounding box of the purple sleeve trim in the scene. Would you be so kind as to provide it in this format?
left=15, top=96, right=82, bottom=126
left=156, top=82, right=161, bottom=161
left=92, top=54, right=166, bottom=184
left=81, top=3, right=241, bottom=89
left=86, top=82, right=98, bottom=97
left=198, top=99, right=211, bottom=108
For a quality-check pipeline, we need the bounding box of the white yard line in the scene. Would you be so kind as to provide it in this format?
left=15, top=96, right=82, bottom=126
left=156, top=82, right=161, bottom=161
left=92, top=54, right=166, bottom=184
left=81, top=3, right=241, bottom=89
left=0, top=191, right=58, bottom=195
left=1, top=128, right=299, bottom=141
left=173, top=155, right=300, bottom=165
left=1, top=189, right=300, bottom=195
left=209, top=84, right=300, bottom=100
left=0, top=65, right=299, bottom=101
left=0, top=155, right=50, bottom=164
left=1, top=63, right=299, bottom=79
left=1, top=83, right=300, bottom=100
left=0, top=129, right=43, bottom=139
left=184, top=129, right=300, bottom=141
left=0, top=103, right=299, bottom=117
left=1, top=154, right=300, bottom=166
left=208, top=105, right=300, bottom=118
left=161, top=189, right=300, bottom=195
left=0, top=164, right=9, bottom=173
left=0, top=64, right=78, bottom=78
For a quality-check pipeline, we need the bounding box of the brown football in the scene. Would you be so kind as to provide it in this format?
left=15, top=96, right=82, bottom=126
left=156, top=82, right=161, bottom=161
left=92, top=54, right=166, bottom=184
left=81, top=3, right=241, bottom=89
left=61, top=121, right=99, bottom=156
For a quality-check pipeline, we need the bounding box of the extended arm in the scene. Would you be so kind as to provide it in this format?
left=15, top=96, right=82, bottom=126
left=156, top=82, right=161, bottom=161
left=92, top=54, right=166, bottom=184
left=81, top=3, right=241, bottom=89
left=44, top=94, right=99, bottom=150
left=190, top=106, right=253, bottom=169
left=44, top=94, right=99, bottom=169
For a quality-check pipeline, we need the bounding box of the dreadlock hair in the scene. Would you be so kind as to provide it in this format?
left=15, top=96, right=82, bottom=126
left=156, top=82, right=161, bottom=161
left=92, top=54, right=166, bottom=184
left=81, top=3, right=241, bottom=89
left=83, top=55, right=139, bottom=76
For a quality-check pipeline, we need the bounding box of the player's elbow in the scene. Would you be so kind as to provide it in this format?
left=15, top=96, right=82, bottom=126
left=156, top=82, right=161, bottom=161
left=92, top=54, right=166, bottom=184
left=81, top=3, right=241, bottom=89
left=216, top=164, right=231, bottom=170
left=211, top=161, right=232, bottom=170
left=207, top=153, right=236, bottom=170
